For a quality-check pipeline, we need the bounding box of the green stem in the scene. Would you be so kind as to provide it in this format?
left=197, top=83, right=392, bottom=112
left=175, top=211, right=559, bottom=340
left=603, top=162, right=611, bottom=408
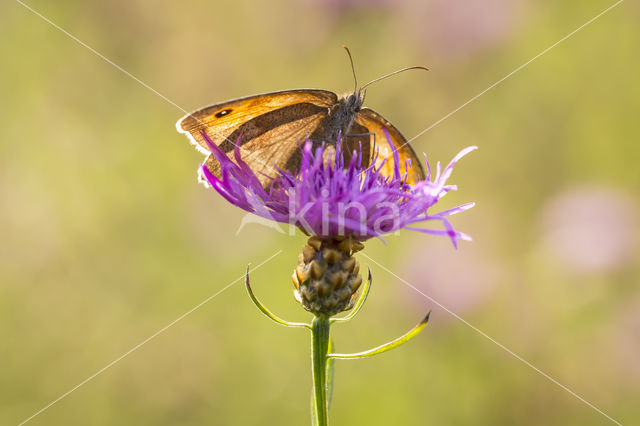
left=311, top=316, right=331, bottom=426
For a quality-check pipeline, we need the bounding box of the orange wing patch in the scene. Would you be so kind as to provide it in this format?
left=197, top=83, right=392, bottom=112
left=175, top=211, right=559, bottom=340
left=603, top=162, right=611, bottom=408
left=355, top=108, right=425, bottom=185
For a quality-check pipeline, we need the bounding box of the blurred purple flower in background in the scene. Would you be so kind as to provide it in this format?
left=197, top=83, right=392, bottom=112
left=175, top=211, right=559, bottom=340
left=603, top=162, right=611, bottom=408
left=199, top=131, right=475, bottom=245
left=402, top=241, right=500, bottom=319
left=413, top=0, right=523, bottom=62
left=314, top=0, right=396, bottom=12
left=540, top=186, right=639, bottom=274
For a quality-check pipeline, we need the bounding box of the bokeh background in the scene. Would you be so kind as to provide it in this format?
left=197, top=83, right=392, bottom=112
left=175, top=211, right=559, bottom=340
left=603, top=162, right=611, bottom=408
left=2, top=0, right=639, bottom=425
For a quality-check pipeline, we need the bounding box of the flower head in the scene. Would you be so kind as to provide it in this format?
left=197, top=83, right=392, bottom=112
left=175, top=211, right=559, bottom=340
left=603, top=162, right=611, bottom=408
left=200, top=130, right=475, bottom=247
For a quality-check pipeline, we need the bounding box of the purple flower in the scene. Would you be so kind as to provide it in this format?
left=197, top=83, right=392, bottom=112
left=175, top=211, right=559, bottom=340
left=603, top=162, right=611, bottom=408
left=199, top=130, right=475, bottom=247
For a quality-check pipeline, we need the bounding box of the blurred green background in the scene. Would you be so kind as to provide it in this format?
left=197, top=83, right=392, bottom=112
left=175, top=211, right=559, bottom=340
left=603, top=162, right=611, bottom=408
left=1, top=0, right=639, bottom=425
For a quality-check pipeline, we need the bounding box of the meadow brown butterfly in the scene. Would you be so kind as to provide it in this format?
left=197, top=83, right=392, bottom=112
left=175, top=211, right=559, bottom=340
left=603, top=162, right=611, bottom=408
left=176, top=48, right=427, bottom=188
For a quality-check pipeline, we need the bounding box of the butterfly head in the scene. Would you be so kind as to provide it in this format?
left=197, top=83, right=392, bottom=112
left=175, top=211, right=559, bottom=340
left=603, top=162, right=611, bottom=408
left=344, top=89, right=365, bottom=114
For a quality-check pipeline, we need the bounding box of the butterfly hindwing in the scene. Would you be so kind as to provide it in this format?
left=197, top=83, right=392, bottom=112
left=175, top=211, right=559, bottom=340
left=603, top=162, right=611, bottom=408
left=354, top=108, right=425, bottom=184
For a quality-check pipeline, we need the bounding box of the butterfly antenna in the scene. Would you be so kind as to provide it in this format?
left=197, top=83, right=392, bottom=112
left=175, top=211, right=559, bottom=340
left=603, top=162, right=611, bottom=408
left=343, top=45, right=358, bottom=93
left=360, top=66, right=429, bottom=91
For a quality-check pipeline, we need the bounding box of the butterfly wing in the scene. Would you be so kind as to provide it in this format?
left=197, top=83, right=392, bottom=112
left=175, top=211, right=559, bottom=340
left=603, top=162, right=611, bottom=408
left=354, top=108, right=425, bottom=184
left=177, top=89, right=338, bottom=187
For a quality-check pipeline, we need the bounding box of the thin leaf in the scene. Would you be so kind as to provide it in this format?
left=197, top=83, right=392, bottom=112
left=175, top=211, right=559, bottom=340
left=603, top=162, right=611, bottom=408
left=326, top=337, right=335, bottom=410
left=328, top=312, right=430, bottom=359
left=245, top=266, right=310, bottom=329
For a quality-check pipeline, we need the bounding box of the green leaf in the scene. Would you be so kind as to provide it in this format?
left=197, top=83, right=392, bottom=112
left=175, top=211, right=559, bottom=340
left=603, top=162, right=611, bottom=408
left=245, top=266, right=310, bottom=329
left=328, top=312, right=430, bottom=359
left=326, top=337, right=335, bottom=410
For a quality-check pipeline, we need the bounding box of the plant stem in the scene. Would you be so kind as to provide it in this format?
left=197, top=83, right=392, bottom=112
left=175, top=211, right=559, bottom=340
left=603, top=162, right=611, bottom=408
left=311, top=315, right=331, bottom=426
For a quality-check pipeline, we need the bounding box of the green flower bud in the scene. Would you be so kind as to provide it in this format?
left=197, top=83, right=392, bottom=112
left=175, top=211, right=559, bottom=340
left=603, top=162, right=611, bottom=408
left=292, top=236, right=364, bottom=317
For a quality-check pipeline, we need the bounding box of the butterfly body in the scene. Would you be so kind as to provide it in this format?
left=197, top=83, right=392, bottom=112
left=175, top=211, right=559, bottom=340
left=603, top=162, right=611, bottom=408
left=177, top=88, right=424, bottom=189
left=323, top=91, right=364, bottom=142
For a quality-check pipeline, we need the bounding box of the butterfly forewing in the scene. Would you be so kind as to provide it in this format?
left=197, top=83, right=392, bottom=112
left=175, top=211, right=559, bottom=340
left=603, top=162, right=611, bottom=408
left=201, top=110, right=326, bottom=187
left=177, top=90, right=337, bottom=152
left=177, top=89, right=338, bottom=187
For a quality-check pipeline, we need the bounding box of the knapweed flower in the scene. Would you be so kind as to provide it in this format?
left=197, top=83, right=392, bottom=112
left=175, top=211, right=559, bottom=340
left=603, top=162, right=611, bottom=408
left=199, top=130, right=475, bottom=316
left=200, top=131, right=475, bottom=245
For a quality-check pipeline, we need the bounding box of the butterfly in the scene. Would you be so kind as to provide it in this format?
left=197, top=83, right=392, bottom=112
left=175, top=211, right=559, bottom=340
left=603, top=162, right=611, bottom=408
left=176, top=55, right=427, bottom=189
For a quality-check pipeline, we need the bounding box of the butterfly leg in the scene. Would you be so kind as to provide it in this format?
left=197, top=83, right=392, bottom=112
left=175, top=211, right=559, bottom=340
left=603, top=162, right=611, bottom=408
left=345, top=131, right=376, bottom=144
left=344, top=132, right=376, bottom=165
